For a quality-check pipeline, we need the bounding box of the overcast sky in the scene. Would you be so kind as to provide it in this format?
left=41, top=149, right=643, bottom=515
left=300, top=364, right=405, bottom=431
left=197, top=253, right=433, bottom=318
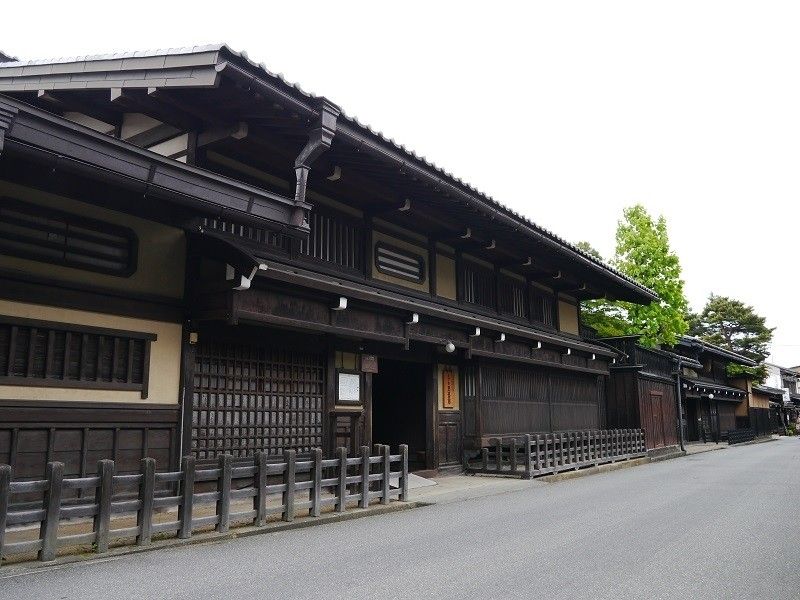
left=4, top=2, right=799, bottom=364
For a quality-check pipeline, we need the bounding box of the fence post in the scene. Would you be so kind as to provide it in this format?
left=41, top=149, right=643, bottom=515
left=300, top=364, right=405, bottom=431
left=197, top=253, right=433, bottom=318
left=337, top=447, right=348, bottom=513
left=311, top=448, right=322, bottom=517
left=381, top=444, right=391, bottom=505
left=178, top=455, right=195, bottom=539
left=0, top=464, right=10, bottom=560
left=481, top=448, right=488, bottom=470
left=534, top=434, right=542, bottom=473
left=255, top=451, right=267, bottom=526
left=94, top=459, right=114, bottom=554
left=39, top=461, right=64, bottom=562
left=494, top=438, right=503, bottom=471
left=400, top=444, right=409, bottom=501
left=217, top=454, right=232, bottom=533
left=137, top=457, right=155, bottom=545
left=360, top=446, right=370, bottom=509
left=283, top=449, right=296, bottom=522
left=509, top=438, right=518, bottom=473
left=523, top=435, right=532, bottom=478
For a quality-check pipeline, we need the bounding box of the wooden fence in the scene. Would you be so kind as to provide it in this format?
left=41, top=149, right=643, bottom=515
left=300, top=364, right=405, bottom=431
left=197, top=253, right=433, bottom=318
left=467, top=429, right=646, bottom=478
left=727, top=428, right=756, bottom=445
left=0, top=444, right=408, bottom=564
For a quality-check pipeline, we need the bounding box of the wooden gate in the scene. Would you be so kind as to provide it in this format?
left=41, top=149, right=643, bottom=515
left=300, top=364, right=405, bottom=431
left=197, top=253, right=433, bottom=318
left=191, top=340, right=325, bottom=461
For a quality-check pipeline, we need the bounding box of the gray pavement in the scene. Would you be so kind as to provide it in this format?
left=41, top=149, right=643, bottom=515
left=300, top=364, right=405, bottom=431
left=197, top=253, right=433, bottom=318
left=2, top=438, right=798, bottom=600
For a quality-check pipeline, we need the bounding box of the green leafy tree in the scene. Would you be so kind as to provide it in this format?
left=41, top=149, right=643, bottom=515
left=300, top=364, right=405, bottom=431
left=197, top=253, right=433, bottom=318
left=690, top=294, right=774, bottom=362
left=578, top=205, right=689, bottom=347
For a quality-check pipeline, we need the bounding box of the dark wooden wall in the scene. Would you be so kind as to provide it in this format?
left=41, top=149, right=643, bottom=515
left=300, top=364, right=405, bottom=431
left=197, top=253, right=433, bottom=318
left=475, top=360, right=605, bottom=445
left=637, top=377, right=677, bottom=449
left=0, top=400, right=179, bottom=480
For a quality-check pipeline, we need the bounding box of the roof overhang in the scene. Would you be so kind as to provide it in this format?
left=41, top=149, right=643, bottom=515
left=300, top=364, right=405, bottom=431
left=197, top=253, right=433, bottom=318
left=682, top=377, right=747, bottom=402
left=0, top=45, right=657, bottom=305
left=0, top=94, right=309, bottom=237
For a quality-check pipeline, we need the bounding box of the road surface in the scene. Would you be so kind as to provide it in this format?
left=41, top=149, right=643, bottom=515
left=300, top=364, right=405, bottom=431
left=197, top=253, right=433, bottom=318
left=2, top=438, right=798, bottom=599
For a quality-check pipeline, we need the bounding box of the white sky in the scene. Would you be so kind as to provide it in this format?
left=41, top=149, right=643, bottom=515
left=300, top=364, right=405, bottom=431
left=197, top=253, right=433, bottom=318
left=4, top=1, right=799, bottom=364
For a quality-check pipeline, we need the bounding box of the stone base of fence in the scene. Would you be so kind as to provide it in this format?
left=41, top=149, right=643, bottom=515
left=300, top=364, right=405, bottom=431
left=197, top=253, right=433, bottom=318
left=466, top=429, right=647, bottom=479
left=0, top=444, right=409, bottom=565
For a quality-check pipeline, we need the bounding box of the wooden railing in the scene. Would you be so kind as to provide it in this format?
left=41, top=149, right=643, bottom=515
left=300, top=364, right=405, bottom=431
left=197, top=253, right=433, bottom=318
left=467, top=429, right=646, bottom=479
left=727, top=428, right=756, bottom=445
left=0, top=444, right=408, bottom=564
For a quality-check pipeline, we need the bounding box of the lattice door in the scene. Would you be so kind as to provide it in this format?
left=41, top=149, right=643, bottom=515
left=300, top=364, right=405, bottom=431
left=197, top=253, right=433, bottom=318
left=192, top=340, right=324, bottom=460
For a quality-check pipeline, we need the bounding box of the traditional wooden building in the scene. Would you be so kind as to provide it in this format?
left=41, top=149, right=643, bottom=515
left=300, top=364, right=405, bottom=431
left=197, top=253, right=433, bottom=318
left=670, top=337, right=754, bottom=442
left=0, top=45, right=656, bottom=477
left=603, top=335, right=701, bottom=451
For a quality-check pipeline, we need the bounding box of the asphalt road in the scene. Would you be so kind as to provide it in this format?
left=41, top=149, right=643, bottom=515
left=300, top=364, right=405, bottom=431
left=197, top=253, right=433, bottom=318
left=2, top=439, right=798, bottom=600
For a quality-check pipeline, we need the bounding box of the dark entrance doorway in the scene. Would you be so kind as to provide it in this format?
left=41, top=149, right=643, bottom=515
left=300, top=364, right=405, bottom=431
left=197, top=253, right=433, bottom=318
left=372, top=359, right=429, bottom=471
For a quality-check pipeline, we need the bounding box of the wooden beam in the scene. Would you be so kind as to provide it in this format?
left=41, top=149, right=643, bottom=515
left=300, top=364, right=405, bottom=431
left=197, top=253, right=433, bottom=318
left=197, top=121, right=249, bottom=148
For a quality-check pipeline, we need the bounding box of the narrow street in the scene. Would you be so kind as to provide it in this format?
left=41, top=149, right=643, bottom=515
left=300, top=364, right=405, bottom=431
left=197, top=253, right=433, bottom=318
left=2, top=439, right=798, bottom=600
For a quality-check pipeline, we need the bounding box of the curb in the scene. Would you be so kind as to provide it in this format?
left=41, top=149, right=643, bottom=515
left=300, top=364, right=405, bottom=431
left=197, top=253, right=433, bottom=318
left=0, top=501, right=421, bottom=576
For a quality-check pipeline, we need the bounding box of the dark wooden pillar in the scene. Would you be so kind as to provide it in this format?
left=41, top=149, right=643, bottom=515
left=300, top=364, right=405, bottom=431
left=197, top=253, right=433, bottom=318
left=178, top=323, right=197, bottom=465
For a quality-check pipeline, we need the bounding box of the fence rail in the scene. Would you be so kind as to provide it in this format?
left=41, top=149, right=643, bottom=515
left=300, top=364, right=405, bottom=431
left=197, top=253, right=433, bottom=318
left=0, top=444, right=408, bottom=564
left=467, top=429, right=646, bottom=479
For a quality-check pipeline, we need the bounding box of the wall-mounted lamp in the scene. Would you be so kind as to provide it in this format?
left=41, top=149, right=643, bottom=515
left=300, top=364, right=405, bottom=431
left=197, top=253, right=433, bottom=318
left=406, top=313, right=419, bottom=325
left=445, top=341, right=456, bottom=354
left=708, top=393, right=715, bottom=400
left=332, top=297, right=348, bottom=311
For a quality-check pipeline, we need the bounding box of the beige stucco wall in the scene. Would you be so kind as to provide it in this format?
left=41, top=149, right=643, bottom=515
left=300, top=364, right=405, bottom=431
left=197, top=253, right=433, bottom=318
left=436, top=254, right=457, bottom=300
left=0, top=299, right=182, bottom=404
left=558, top=300, right=580, bottom=335
left=0, top=180, right=186, bottom=299
left=371, top=230, right=430, bottom=293
left=437, top=364, right=460, bottom=411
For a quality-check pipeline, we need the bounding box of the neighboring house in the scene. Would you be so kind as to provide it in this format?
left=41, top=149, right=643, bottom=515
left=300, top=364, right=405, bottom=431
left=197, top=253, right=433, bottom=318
left=0, top=45, right=657, bottom=477
left=602, top=335, right=701, bottom=451
left=670, top=337, right=754, bottom=442
left=760, top=363, right=800, bottom=431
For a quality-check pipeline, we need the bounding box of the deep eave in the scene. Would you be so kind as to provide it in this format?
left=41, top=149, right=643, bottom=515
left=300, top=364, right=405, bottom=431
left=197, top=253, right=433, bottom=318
left=0, top=94, right=309, bottom=236
left=674, top=336, right=757, bottom=367
left=0, top=45, right=658, bottom=305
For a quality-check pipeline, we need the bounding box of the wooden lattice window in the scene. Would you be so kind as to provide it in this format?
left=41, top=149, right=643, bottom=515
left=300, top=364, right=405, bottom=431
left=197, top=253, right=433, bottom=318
left=299, top=209, right=364, bottom=271
left=0, top=316, right=156, bottom=398
left=0, top=198, right=138, bottom=276
left=460, top=260, right=496, bottom=310
left=192, top=341, right=325, bottom=460
left=498, top=275, right=527, bottom=319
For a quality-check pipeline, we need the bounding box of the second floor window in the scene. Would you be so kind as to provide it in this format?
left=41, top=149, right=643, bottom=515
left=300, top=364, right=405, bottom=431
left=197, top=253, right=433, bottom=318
left=530, top=288, right=557, bottom=328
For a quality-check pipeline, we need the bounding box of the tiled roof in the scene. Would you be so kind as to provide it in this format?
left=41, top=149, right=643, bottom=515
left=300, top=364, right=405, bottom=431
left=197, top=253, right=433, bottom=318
left=0, top=44, right=657, bottom=300
left=678, top=336, right=757, bottom=366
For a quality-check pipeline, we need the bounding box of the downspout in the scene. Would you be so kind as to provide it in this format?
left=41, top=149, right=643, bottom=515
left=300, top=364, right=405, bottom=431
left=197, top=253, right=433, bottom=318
left=291, top=98, right=340, bottom=227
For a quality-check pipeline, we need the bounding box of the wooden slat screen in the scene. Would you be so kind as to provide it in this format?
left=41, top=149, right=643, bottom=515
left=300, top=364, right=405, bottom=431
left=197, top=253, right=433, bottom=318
left=374, top=243, right=424, bottom=282
left=200, top=216, right=290, bottom=252
left=0, top=198, right=137, bottom=277
left=0, top=317, right=155, bottom=398
left=460, top=260, right=495, bottom=310
left=192, top=341, right=325, bottom=461
left=498, top=275, right=527, bottom=319
left=530, top=288, right=556, bottom=328
left=299, top=210, right=364, bottom=271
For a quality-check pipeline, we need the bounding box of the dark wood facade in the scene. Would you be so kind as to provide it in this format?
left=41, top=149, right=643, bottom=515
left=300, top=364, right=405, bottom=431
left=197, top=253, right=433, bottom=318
left=670, top=337, right=752, bottom=442
left=0, top=47, right=657, bottom=476
left=603, top=336, right=681, bottom=450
